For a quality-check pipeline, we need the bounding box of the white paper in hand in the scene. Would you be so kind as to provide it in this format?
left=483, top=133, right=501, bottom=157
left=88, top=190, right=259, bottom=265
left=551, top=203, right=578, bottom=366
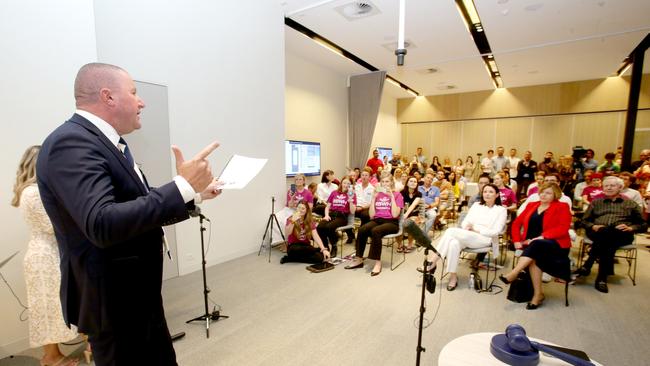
left=218, top=154, right=267, bottom=189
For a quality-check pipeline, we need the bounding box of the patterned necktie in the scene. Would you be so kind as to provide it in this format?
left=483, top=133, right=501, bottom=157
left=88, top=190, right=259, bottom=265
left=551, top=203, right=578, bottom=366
left=118, top=137, right=135, bottom=168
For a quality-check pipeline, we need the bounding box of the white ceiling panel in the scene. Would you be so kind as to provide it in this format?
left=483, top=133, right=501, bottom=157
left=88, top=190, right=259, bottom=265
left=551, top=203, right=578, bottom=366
left=282, top=0, right=650, bottom=97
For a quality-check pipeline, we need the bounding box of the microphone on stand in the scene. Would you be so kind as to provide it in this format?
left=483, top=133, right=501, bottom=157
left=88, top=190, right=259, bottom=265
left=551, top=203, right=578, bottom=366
left=189, top=206, right=210, bottom=222
left=403, top=219, right=439, bottom=255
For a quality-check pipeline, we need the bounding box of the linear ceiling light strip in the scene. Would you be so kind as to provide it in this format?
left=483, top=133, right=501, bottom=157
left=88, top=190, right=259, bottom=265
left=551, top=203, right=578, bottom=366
left=455, top=0, right=503, bottom=88
left=284, top=17, right=420, bottom=96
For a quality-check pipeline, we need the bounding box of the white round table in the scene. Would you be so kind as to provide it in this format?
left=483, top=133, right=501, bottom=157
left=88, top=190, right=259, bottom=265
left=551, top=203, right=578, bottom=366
left=438, top=332, right=601, bottom=365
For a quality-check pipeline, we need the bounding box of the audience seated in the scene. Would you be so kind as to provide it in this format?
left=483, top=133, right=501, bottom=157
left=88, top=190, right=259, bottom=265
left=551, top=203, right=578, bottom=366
left=418, top=172, right=441, bottom=235
left=494, top=172, right=517, bottom=212
left=526, top=171, right=546, bottom=197
left=464, top=155, right=475, bottom=182
left=619, top=172, right=644, bottom=209
left=597, top=152, right=621, bottom=175
left=313, top=170, right=338, bottom=216
left=573, top=169, right=593, bottom=208
left=280, top=200, right=330, bottom=264
left=518, top=173, right=573, bottom=215
left=408, top=183, right=507, bottom=291
left=574, top=176, right=647, bottom=293
left=398, top=176, right=423, bottom=253
left=393, top=168, right=404, bottom=191
left=501, top=168, right=518, bottom=196
left=345, top=174, right=404, bottom=276
left=500, top=183, right=572, bottom=309
left=581, top=173, right=605, bottom=206
left=431, top=156, right=442, bottom=172
left=347, top=167, right=376, bottom=244
left=316, top=177, right=356, bottom=257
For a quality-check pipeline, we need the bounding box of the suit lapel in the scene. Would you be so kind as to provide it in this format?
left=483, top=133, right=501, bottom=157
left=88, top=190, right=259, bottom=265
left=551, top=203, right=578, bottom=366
left=68, top=114, right=148, bottom=196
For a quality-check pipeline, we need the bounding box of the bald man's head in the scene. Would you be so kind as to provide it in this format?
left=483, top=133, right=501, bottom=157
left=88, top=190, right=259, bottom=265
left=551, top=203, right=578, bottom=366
left=74, top=63, right=145, bottom=135
left=74, top=63, right=127, bottom=106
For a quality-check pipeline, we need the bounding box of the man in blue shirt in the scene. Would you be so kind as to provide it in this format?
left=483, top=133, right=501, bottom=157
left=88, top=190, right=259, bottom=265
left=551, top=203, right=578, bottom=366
left=418, top=173, right=440, bottom=235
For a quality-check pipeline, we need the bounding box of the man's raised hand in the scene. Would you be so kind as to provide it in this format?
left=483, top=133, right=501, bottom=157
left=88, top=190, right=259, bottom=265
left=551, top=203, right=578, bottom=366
left=172, top=141, right=220, bottom=193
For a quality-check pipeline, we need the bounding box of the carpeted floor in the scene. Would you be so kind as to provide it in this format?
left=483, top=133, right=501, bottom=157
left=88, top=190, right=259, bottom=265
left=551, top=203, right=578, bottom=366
left=4, top=233, right=650, bottom=365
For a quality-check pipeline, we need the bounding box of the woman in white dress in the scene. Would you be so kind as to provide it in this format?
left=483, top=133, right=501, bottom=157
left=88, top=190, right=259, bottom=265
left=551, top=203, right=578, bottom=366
left=12, top=145, right=80, bottom=366
left=413, top=183, right=507, bottom=291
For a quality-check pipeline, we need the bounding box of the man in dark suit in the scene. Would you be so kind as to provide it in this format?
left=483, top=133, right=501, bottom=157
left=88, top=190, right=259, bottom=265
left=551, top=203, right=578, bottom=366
left=37, top=63, right=221, bottom=365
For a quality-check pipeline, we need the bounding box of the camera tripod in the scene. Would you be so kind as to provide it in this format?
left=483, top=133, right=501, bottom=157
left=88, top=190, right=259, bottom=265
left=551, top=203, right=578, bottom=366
left=258, top=196, right=286, bottom=262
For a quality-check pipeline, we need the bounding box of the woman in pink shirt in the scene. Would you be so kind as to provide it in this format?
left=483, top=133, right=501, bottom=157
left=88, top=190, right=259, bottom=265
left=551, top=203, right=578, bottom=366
left=581, top=173, right=605, bottom=205
left=286, top=173, right=314, bottom=210
left=316, top=177, right=357, bottom=257
left=345, top=174, right=403, bottom=276
left=280, top=200, right=330, bottom=264
left=494, top=172, right=517, bottom=211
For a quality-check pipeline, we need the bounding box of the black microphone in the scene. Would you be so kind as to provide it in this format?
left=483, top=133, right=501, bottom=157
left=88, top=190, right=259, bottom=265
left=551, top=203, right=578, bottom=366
left=403, top=219, right=439, bottom=255
left=189, top=206, right=210, bottom=222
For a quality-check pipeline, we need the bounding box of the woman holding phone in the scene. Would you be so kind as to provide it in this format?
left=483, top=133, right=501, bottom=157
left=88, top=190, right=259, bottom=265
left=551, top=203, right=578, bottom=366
left=280, top=200, right=330, bottom=264
left=316, top=177, right=357, bottom=257
left=345, top=174, right=403, bottom=276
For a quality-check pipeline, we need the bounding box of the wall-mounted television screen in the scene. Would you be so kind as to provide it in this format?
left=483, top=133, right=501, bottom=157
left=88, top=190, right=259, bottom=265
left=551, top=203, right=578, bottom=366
left=377, top=147, right=393, bottom=161
left=285, top=140, right=321, bottom=177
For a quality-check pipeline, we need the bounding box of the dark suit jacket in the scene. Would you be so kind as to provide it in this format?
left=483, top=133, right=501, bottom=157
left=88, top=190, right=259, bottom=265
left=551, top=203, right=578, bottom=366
left=37, top=113, right=191, bottom=335
left=511, top=200, right=572, bottom=249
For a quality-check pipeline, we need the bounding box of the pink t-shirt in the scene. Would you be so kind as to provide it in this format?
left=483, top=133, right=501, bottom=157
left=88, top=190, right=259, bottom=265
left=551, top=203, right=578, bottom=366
left=373, top=191, right=404, bottom=219
left=583, top=186, right=605, bottom=203
left=327, top=191, right=356, bottom=214
left=286, top=188, right=314, bottom=207
left=285, top=217, right=316, bottom=244
left=499, top=187, right=517, bottom=207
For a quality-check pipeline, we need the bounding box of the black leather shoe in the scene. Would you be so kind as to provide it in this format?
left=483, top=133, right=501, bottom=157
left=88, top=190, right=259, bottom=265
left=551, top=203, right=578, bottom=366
left=526, top=302, right=542, bottom=310
left=344, top=262, right=363, bottom=269
left=498, top=274, right=511, bottom=285
left=280, top=256, right=289, bottom=264
left=595, top=281, right=609, bottom=293
left=370, top=269, right=382, bottom=277
left=573, top=267, right=591, bottom=277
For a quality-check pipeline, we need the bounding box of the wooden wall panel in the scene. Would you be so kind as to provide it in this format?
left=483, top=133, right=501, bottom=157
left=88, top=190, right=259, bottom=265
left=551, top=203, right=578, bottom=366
left=430, top=121, right=462, bottom=164
left=403, top=123, right=433, bottom=162
left=460, top=119, right=496, bottom=159
left=530, top=115, right=574, bottom=158
left=495, top=117, right=533, bottom=153
left=573, top=112, right=622, bottom=159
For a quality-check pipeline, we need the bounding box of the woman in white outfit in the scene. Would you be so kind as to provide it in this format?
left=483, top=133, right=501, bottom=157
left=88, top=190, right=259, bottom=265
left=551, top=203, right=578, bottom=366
left=421, top=183, right=507, bottom=291
left=12, top=145, right=81, bottom=366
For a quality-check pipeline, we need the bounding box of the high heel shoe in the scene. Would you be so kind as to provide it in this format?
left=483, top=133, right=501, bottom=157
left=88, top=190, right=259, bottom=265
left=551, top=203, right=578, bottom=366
left=498, top=274, right=512, bottom=285
left=446, top=280, right=458, bottom=291
left=344, top=261, right=363, bottom=269
left=526, top=296, right=545, bottom=310
left=370, top=269, right=382, bottom=277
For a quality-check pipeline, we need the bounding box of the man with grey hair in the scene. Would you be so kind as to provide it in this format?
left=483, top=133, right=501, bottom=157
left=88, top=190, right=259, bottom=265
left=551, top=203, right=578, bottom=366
left=575, top=176, right=646, bottom=293
left=37, top=63, right=222, bottom=365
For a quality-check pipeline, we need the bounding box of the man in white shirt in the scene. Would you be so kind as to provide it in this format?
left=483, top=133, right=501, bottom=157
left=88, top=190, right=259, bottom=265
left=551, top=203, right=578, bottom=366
left=482, top=149, right=494, bottom=177
left=345, top=168, right=376, bottom=243
left=620, top=172, right=644, bottom=209
left=507, top=148, right=521, bottom=179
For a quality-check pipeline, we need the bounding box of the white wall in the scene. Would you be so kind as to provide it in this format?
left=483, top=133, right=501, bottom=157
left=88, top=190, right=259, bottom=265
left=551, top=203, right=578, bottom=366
left=285, top=51, right=349, bottom=185
left=0, top=0, right=97, bottom=356
left=92, top=0, right=286, bottom=275
left=370, top=90, right=401, bottom=160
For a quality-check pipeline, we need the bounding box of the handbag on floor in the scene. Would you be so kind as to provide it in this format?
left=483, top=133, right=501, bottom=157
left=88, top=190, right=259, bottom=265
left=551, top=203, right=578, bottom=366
left=506, top=270, right=533, bottom=303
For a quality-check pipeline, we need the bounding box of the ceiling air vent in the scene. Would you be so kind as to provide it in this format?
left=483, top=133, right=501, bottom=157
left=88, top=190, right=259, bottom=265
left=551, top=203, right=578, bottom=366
left=335, top=1, right=381, bottom=21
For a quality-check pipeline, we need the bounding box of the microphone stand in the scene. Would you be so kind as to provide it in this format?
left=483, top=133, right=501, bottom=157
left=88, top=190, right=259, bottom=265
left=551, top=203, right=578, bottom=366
left=186, top=211, right=228, bottom=338
left=416, top=248, right=430, bottom=366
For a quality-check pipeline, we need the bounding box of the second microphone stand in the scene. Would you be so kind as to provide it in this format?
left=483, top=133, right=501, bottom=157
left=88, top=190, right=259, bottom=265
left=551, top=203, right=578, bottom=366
left=186, top=211, right=228, bottom=338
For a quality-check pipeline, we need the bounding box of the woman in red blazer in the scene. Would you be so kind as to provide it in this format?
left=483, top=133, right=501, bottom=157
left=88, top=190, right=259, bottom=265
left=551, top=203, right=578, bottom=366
left=500, top=182, right=572, bottom=309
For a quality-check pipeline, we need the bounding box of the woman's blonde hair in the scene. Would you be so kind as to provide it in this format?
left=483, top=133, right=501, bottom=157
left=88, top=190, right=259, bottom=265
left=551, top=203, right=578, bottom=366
left=12, top=145, right=41, bottom=207
left=538, top=182, right=562, bottom=200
